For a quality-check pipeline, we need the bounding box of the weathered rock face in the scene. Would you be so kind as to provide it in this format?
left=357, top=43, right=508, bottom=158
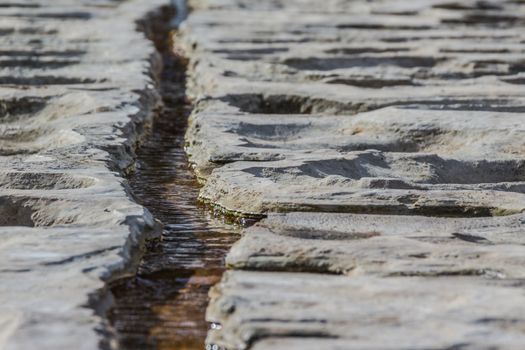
left=5, top=0, right=525, bottom=348
left=180, top=0, right=525, bottom=348
left=0, top=1, right=170, bottom=349
left=183, top=0, right=525, bottom=217
left=208, top=271, right=525, bottom=350
left=227, top=213, right=525, bottom=277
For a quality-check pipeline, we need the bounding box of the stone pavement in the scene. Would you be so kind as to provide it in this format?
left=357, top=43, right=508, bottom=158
left=3, top=0, right=525, bottom=349
left=179, top=0, right=525, bottom=349
left=0, top=1, right=170, bottom=349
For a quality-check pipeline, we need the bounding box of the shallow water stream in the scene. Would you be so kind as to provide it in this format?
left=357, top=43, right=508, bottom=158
left=107, top=9, right=240, bottom=349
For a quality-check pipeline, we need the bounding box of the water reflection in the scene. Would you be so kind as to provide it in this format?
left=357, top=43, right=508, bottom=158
left=108, top=9, right=239, bottom=349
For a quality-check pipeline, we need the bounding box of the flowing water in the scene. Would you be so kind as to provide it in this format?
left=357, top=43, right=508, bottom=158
left=107, top=9, right=240, bottom=350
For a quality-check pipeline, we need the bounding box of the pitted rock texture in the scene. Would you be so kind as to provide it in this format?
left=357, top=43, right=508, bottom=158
left=179, top=0, right=525, bottom=349
left=0, top=1, right=169, bottom=349
left=208, top=271, right=525, bottom=350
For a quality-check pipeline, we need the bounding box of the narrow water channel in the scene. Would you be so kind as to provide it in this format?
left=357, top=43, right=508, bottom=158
left=107, top=8, right=240, bottom=350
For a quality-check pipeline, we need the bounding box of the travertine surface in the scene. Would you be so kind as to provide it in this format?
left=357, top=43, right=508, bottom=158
left=208, top=271, right=525, bottom=350
left=180, top=0, right=525, bottom=349
left=5, top=0, right=525, bottom=349
left=0, top=1, right=169, bottom=349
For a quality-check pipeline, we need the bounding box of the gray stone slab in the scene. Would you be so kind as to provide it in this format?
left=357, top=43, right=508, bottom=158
left=207, top=271, right=525, bottom=350
left=200, top=151, right=525, bottom=216
left=0, top=0, right=169, bottom=349
left=227, top=212, right=525, bottom=277
left=180, top=1, right=525, bottom=349
left=187, top=104, right=525, bottom=178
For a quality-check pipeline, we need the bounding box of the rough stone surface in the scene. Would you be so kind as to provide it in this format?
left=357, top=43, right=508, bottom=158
left=208, top=271, right=525, bottom=350
left=179, top=0, right=525, bottom=349
left=227, top=213, right=525, bottom=278
left=0, top=1, right=169, bottom=349
left=181, top=0, right=525, bottom=217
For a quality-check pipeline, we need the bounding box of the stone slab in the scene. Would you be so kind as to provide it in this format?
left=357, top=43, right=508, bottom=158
left=228, top=212, right=525, bottom=277
left=207, top=271, right=525, bottom=350
left=180, top=1, right=525, bottom=349
left=0, top=1, right=169, bottom=349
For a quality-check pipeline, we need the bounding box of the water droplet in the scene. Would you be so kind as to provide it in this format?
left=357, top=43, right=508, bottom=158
left=210, top=322, right=222, bottom=330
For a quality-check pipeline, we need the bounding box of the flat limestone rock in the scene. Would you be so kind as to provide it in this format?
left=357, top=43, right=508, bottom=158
left=181, top=0, right=525, bottom=348
left=187, top=103, right=525, bottom=178
left=183, top=0, right=525, bottom=219
left=0, top=0, right=169, bottom=349
left=182, top=0, right=525, bottom=114
left=200, top=151, right=525, bottom=216
left=227, top=212, right=525, bottom=277
left=206, top=271, right=525, bottom=350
